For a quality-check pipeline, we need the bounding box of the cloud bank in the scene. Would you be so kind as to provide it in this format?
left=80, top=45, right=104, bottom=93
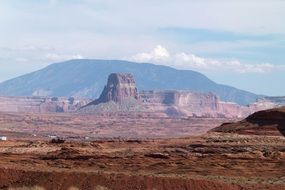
left=131, top=45, right=285, bottom=74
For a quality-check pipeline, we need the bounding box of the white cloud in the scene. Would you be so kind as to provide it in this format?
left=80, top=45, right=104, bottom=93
left=44, top=53, right=83, bottom=61
left=131, top=45, right=285, bottom=74
left=131, top=45, right=169, bottom=62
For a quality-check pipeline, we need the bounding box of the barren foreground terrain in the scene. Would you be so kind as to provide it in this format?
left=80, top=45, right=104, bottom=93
left=0, top=112, right=284, bottom=190
left=0, top=134, right=284, bottom=190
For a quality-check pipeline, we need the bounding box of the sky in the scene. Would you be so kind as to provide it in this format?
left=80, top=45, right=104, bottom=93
left=0, top=0, right=285, bottom=96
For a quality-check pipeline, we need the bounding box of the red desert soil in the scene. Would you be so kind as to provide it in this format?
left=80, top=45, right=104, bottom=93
left=0, top=112, right=284, bottom=189
left=212, top=106, right=285, bottom=136
left=0, top=134, right=284, bottom=190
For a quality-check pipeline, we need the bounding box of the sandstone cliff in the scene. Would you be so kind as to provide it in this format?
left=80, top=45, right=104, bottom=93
left=140, top=90, right=220, bottom=117
left=88, top=73, right=139, bottom=105
left=140, top=90, right=253, bottom=118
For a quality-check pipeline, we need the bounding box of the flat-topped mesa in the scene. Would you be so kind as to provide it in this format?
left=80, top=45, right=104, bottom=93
left=91, top=73, right=139, bottom=105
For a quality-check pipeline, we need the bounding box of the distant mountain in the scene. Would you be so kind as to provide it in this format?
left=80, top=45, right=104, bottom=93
left=0, top=59, right=260, bottom=105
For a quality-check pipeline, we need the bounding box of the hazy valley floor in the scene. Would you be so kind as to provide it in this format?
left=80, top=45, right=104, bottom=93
left=0, top=112, right=233, bottom=140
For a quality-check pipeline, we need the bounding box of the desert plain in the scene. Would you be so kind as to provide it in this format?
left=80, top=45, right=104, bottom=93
left=0, top=112, right=284, bottom=190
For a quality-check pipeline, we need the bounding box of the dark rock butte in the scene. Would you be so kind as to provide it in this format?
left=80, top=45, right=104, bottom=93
left=212, top=106, right=285, bottom=136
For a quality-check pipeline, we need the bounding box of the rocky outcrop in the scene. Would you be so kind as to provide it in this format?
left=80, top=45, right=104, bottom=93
left=81, top=74, right=283, bottom=118
left=0, top=96, right=90, bottom=113
left=140, top=90, right=219, bottom=117
left=212, top=107, right=285, bottom=136
left=140, top=91, right=219, bottom=109
left=140, top=90, right=250, bottom=118
left=140, top=91, right=285, bottom=118
left=89, top=73, right=139, bottom=106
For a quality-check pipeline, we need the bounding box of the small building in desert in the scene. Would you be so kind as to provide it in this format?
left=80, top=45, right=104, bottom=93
left=0, top=136, right=7, bottom=141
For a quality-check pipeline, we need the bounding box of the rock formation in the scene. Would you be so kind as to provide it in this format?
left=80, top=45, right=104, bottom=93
left=0, top=96, right=90, bottom=113
left=81, top=74, right=284, bottom=118
left=140, top=90, right=219, bottom=109
left=140, top=90, right=252, bottom=118
left=88, top=73, right=139, bottom=105
left=140, top=90, right=220, bottom=117
left=212, top=106, right=285, bottom=136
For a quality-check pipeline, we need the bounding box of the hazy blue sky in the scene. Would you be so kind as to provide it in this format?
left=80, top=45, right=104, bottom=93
left=0, top=0, right=285, bottom=95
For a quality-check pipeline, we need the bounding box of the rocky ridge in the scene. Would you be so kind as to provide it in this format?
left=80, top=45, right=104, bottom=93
left=212, top=106, right=285, bottom=136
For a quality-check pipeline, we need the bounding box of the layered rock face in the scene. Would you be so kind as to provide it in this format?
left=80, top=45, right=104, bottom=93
left=0, top=96, right=90, bottom=113
left=140, top=91, right=220, bottom=117
left=140, top=90, right=252, bottom=118
left=89, top=73, right=139, bottom=105
left=141, top=91, right=218, bottom=109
